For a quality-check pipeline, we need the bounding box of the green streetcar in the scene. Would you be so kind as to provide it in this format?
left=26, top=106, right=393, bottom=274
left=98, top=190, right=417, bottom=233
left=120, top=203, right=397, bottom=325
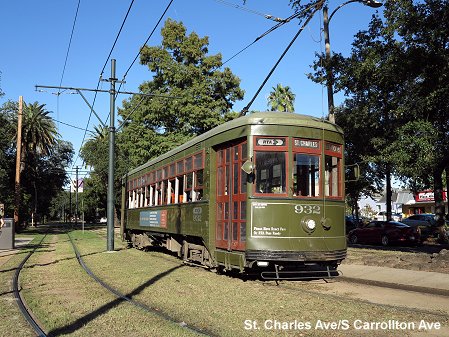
left=121, top=111, right=346, bottom=279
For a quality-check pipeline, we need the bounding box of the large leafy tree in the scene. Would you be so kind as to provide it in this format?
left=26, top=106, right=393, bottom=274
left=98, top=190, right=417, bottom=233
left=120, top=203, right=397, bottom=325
left=82, top=19, right=244, bottom=221
left=308, top=0, right=449, bottom=233
left=118, top=19, right=244, bottom=167
left=267, top=84, right=296, bottom=112
left=382, top=0, right=449, bottom=230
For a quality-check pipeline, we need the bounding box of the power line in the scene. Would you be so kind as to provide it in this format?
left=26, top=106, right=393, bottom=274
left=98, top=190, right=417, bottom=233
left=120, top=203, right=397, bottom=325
left=71, top=0, right=136, bottom=172
left=116, top=0, right=175, bottom=96
left=99, top=0, right=136, bottom=77
left=240, top=3, right=322, bottom=116
left=221, top=1, right=321, bottom=67
left=58, top=0, right=81, bottom=92
left=212, top=0, right=287, bottom=22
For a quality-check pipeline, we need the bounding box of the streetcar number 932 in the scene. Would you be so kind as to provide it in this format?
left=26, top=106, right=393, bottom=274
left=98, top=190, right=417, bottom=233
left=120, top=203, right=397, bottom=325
left=294, top=205, right=321, bottom=214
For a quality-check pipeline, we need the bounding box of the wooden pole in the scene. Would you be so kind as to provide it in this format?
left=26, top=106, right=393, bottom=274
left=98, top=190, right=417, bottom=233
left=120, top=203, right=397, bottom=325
left=14, top=96, right=23, bottom=226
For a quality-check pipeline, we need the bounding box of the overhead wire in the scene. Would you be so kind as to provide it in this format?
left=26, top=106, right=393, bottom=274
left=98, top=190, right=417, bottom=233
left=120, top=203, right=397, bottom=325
left=51, top=0, right=81, bottom=183
left=221, top=0, right=322, bottom=67
left=70, top=0, right=136, bottom=174
left=212, top=0, right=287, bottom=22
left=240, top=2, right=323, bottom=115
left=114, top=0, right=175, bottom=100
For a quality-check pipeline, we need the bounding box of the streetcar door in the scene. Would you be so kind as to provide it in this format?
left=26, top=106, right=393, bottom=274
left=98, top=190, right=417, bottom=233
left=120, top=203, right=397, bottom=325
left=216, top=141, right=247, bottom=251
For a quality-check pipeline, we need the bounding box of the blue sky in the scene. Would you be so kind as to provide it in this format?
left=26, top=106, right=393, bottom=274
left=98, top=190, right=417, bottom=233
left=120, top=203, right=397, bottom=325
left=1, top=0, right=382, bottom=182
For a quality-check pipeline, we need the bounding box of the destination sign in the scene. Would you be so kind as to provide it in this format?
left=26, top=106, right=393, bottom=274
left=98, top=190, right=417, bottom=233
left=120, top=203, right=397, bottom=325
left=325, top=142, right=342, bottom=153
left=257, top=138, right=285, bottom=146
left=295, top=139, right=319, bottom=149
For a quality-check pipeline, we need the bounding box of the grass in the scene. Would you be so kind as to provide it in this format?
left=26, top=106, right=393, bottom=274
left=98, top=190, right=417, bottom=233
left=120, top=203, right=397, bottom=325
left=1, top=226, right=448, bottom=337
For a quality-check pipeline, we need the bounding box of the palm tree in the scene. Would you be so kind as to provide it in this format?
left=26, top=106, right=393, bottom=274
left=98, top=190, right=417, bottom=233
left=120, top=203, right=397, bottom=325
left=267, top=84, right=296, bottom=112
left=21, top=101, right=58, bottom=164
left=20, top=102, right=58, bottom=225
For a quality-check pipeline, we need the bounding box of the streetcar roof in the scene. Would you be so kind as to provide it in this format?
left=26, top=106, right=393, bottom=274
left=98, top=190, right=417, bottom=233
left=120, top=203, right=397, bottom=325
left=125, top=111, right=342, bottom=177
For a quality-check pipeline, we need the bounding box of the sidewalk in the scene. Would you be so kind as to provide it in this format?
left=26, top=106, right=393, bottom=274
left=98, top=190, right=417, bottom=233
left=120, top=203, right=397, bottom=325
left=339, top=264, right=449, bottom=296
left=0, top=237, right=34, bottom=258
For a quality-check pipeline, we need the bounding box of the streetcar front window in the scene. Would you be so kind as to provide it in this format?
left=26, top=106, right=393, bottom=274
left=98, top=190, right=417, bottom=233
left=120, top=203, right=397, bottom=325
left=255, top=152, right=286, bottom=194
left=294, top=154, right=320, bottom=197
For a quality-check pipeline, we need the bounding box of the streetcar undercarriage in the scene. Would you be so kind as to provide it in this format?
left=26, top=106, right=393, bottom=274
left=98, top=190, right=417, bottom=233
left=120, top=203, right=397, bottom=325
left=126, top=230, right=344, bottom=280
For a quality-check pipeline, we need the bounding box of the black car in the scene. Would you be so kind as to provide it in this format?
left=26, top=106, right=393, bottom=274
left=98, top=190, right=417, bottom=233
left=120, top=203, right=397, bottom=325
left=401, top=214, right=444, bottom=239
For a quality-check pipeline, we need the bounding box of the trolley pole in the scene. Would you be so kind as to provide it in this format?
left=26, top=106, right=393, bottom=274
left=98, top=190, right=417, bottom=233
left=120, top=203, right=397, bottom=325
left=36, top=59, right=174, bottom=251
left=104, top=59, right=121, bottom=251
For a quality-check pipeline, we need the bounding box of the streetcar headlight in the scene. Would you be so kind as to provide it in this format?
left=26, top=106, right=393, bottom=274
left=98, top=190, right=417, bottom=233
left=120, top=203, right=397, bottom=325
left=301, top=217, right=317, bottom=233
left=306, top=219, right=316, bottom=231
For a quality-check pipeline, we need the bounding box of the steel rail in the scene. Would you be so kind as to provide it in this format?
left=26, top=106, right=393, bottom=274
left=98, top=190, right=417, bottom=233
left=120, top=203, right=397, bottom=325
left=67, top=231, right=218, bottom=337
left=12, top=232, right=49, bottom=337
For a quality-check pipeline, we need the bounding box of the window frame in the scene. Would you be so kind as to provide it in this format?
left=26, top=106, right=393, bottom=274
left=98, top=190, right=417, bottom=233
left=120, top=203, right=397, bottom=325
left=253, top=137, right=288, bottom=197
left=293, top=138, right=321, bottom=199
left=324, top=141, right=343, bottom=200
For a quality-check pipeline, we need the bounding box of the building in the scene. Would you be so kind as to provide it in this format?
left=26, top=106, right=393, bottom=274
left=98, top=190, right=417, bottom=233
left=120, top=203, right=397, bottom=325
left=402, top=190, right=448, bottom=215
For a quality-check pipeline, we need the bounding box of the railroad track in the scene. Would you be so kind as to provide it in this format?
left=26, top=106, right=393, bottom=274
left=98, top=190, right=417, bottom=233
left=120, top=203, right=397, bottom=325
left=12, top=231, right=49, bottom=337
left=12, top=224, right=216, bottom=337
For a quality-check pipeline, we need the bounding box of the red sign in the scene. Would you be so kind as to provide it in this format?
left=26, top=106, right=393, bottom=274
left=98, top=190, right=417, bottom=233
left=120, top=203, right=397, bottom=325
left=415, top=191, right=447, bottom=202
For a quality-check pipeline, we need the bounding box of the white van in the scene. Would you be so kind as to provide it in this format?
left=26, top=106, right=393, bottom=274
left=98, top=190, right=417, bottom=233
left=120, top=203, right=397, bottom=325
left=375, top=211, right=402, bottom=222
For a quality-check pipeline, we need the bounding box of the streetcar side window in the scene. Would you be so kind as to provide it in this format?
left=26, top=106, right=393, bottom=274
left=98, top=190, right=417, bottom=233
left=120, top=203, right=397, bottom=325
left=325, top=155, right=340, bottom=197
left=324, top=142, right=343, bottom=198
left=255, top=152, right=286, bottom=194
left=293, top=154, right=320, bottom=197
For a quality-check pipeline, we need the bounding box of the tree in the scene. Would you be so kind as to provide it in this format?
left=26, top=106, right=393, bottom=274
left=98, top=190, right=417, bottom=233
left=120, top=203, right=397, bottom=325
left=1, top=100, right=73, bottom=225
left=81, top=20, right=245, bottom=222
left=267, top=84, right=296, bottom=112
left=383, top=0, right=449, bottom=233
left=0, top=101, right=17, bottom=216
left=307, top=0, right=449, bottom=237
left=118, top=19, right=244, bottom=166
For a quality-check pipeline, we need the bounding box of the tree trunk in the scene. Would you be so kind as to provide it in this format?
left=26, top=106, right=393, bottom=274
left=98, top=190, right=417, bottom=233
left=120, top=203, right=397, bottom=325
left=386, top=165, right=392, bottom=221
left=433, top=165, right=447, bottom=243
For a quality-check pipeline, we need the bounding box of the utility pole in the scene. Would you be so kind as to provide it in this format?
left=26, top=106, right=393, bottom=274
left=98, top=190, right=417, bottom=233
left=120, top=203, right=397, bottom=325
left=14, top=96, right=23, bottom=226
left=36, top=59, right=162, bottom=251
left=102, top=59, right=123, bottom=251
left=75, top=166, right=79, bottom=226
left=323, top=5, right=335, bottom=124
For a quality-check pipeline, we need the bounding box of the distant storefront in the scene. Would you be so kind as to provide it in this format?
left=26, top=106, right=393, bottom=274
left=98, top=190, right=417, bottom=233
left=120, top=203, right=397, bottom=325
left=402, top=190, right=448, bottom=215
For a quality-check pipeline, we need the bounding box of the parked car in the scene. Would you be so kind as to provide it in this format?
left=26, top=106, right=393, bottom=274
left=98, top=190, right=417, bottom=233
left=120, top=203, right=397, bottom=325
left=348, top=220, right=420, bottom=246
left=401, top=214, right=438, bottom=238
left=345, top=215, right=364, bottom=234
left=402, top=213, right=449, bottom=239
left=375, top=211, right=402, bottom=222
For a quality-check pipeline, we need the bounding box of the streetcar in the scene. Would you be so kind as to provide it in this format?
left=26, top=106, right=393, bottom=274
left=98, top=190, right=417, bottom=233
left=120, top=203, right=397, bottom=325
left=121, top=111, right=346, bottom=279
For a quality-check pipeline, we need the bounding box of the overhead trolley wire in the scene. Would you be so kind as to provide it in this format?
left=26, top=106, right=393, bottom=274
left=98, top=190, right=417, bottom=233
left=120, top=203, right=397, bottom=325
left=70, top=0, right=136, bottom=174
left=58, top=0, right=81, bottom=93
left=212, top=0, right=287, bottom=22
left=240, top=2, right=323, bottom=116
left=99, top=0, right=136, bottom=78
left=221, top=0, right=322, bottom=67
left=115, top=0, right=175, bottom=98
left=55, top=0, right=80, bottom=131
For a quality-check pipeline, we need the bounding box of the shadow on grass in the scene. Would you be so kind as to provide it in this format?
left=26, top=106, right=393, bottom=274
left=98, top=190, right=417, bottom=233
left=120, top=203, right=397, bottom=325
left=47, top=265, right=184, bottom=337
